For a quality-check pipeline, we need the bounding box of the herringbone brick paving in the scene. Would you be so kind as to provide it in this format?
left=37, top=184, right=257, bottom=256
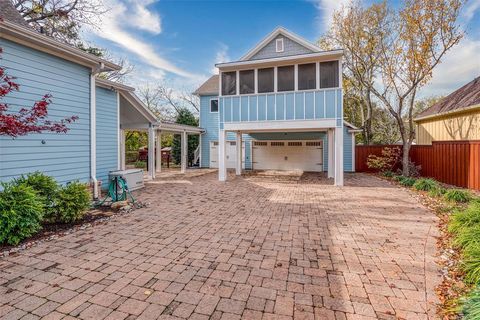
left=0, top=172, right=441, bottom=319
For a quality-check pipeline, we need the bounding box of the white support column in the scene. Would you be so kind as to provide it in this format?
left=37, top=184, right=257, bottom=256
left=328, top=129, right=334, bottom=178
left=156, top=130, right=162, bottom=173
left=181, top=131, right=187, bottom=173
left=235, top=132, right=242, bottom=175
left=334, top=127, right=344, bottom=186
left=148, top=126, right=155, bottom=180
left=119, top=129, right=126, bottom=170
left=218, top=129, right=227, bottom=181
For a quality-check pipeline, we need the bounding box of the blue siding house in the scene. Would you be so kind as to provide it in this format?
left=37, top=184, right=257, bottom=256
left=195, top=27, right=360, bottom=185
left=0, top=1, right=158, bottom=197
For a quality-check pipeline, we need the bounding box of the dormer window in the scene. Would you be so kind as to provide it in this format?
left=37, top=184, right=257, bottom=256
left=276, top=38, right=284, bottom=53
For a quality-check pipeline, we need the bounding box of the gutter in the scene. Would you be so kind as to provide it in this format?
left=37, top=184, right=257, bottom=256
left=90, top=63, right=110, bottom=199
left=414, top=103, right=480, bottom=122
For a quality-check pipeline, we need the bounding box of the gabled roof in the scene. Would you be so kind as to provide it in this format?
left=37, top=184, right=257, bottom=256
left=0, top=0, right=120, bottom=71
left=240, top=27, right=321, bottom=61
left=0, top=0, right=29, bottom=27
left=194, top=75, right=219, bottom=96
left=415, top=77, right=480, bottom=121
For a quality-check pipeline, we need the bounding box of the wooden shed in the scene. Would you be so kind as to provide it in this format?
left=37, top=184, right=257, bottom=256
left=415, top=77, right=480, bottom=144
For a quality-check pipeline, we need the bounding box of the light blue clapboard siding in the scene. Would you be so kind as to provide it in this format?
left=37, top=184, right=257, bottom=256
left=219, top=89, right=341, bottom=124
left=249, top=34, right=314, bottom=60
left=0, top=39, right=91, bottom=185
left=96, top=87, right=118, bottom=188
left=343, top=127, right=354, bottom=172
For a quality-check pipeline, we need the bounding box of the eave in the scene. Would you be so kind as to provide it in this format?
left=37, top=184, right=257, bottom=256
left=0, top=20, right=120, bottom=71
left=414, top=103, right=480, bottom=122
left=96, top=78, right=135, bottom=92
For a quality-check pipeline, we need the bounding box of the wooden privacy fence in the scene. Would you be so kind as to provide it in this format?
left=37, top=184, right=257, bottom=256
left=355, top=141, right=480, bottom=191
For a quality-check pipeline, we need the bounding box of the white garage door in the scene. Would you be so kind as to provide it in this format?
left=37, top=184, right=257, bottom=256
left=252, top=140, right=323, bottom=172
left=209, top=141, right=245, bottom=169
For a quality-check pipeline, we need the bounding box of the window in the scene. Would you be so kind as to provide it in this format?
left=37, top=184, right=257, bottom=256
left=221, top=71, right=236, bottom=95
left=210, top=99, right=218, bottom=113
left=239, top=70, right=254, bottom=94
left=276, top=38, right=284, bottom=52
left=257, top=68, right=274, bottom=93
left=319, top=61, right=339, bottom=88
left=298, top=63, right=316, bottom=90
left=277, top=65, right=294, bottom=92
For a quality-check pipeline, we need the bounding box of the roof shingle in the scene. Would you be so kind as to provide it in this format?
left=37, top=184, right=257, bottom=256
left=194, top=75, right=219, bottom=96
left=0, top=0, right=29, bottom=27
left=417, top=77, right=480, bottom=119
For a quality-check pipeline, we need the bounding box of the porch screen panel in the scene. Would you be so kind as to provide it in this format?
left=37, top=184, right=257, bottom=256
left=258, top=68, right=274, bottom=93
left=222, top=71, right=236, bottom=95
left=277, top=66, right=294, bottom=92
left=319, top=61, right=339, bottom=88
left=298, top=63, right=316, bottom=90
left=240, top=70, right=254, bottom=94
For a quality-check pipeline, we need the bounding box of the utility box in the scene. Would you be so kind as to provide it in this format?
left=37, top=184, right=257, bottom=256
left=109, top=169, right=144, bottom=191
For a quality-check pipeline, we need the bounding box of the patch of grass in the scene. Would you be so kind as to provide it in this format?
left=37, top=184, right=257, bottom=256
left=444, top=189, right=473, bottom=203
left=413, top=178, right=438, bottom=191
left=399, top=177, right=416, bottom=187
left=134, top=161, right=147, bottom=169
left=382, top=170, right=394, bottom=178
left=394, top=175, right=405, bottom=182
left=462, top=250, right=480, bottom=285
left=448, top=202, right=480, bottom=234
left=429, top=186, right=447, bottom=198
left=462, top=285, right=480, bottom=320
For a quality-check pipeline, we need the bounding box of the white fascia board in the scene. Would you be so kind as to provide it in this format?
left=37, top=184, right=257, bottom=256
left=217, top=50, right=344, bottom=70
left=157, top=122, right=205, bottom=134
left=0, top=21, right=120, bottom=71
left=223, top=119, right=337, bottom=132
left=240, top=27, right=322, bottom=61
left=95, top=78, right=135, bottom=92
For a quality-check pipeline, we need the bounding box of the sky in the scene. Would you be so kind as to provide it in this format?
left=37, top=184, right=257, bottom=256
left=84, top=0, right=480, bottom=97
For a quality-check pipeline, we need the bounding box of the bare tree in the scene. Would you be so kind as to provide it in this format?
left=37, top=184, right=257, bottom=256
left=329, top=0, right=463, bottom=175
left=13, top=0, right=105, bottom=45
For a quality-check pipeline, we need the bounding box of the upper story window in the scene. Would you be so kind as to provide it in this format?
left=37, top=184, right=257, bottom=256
left=277, top=65, right=294, bottom=92
left=276, top=38, right=284, bottom=52
left=319, top=61, right=339, bottom=88
left=221, top=71, right=236, bottom=95
left=257, top=68, right=274, bottom=93
left=239, top=70, right=254, bottom=94
left=210, top=99, right=218, bottom=113
left=298, top=63, right=316, bottom=90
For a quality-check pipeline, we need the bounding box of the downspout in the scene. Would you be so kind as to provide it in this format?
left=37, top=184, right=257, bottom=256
left=90, top=63, right=107, bottom=199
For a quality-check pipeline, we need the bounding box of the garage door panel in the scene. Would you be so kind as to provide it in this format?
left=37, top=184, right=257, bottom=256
left=252, top=140, right=323, bottom=172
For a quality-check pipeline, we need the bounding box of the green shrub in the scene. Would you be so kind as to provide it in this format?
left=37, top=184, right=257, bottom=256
left=15, top=172, right=58, bottom=221
left=399, top=177, right=416, bottom=187
left=429, top=186, right=446, bottom=198
left=382, top=170, right=394, bottom=178
left=462, top=249, right=480, bottom=285
left=462, top=285, right=480, bottom=319
left=454, top=225, right=480, bottom=251
left=413, top=178, right=438, bottom=191
left=134, top=160, right=146, bottom=169
left=444, top=189, right=473, bottom=203
left=0, top=183, right=44, bottom=245
left=54, top=182, right=91, bottom=223
left=394, top=175, right=405, bottom=182
left=448, top=202, right=480, bottom=234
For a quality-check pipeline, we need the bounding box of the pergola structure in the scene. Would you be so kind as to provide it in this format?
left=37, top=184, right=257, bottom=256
left=117, top=86, right=204, bottom=179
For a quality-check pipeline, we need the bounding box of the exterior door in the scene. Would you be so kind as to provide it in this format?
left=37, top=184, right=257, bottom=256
left=252, top=140, right=323, bottom=172
left=209, top=141, right=245, bottom=169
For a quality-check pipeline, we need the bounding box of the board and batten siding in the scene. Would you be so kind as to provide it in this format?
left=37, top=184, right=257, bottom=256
left=0, top=39, right=91, bottom=185
left=96, top=86, right=118, bottom=187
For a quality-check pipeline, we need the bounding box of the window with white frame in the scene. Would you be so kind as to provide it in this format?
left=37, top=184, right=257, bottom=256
left=257, top=67, right=274, bottom=93
left=277, top=65, right=294, bottom=92
left=210, top=99, right=218, bottom=113
left=221, top=71, right=236, bottom=95
left=298, top=63, right=316, bottom=90
left=276, top=38, right=284, bottom=52
left=239, top=70, right=254, bottom=94
left=319, top=61, right=339, bottom=88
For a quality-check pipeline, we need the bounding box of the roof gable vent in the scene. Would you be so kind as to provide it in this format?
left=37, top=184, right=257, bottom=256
left=276, top=38, right=284, bottom=53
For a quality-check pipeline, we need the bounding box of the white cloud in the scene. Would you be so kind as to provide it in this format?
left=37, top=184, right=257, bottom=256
left=210, top=43, right=230, bottom=74
left=421, top=36, right=480, bottom=97
left=90, top=0, right=196, bottom=79
left=310, top=0, right=350, bottom=33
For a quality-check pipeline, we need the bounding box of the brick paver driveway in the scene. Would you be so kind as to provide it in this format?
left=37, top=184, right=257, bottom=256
left=0, top=172, right=441, bottom=320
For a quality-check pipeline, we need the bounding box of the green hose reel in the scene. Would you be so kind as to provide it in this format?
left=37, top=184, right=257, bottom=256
left=95, top=176, right=135, bottom=207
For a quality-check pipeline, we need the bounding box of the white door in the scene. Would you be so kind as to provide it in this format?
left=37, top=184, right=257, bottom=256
left=209, top=141, right=245, bottom=169
left=252, top=140, right=323, bottom=172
